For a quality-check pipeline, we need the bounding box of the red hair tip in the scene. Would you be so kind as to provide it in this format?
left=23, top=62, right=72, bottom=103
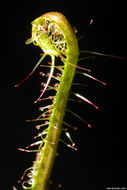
left=26, top=120, right=30, bottom=122
left=103, top=82, right=107, bottom=86
left=96, top=106, right=99, bottom=110
left=88, top=124, right=92, bottom=128
left=74, top=127, right=78, bottom=131
left=15, top=84, right=18, bottom=88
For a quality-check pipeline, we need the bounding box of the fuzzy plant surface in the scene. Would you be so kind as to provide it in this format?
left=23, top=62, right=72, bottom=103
left=14, top=12, right=123, bottom=190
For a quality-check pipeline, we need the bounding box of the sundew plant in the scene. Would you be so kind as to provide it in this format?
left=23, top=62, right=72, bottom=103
left=14, top=12, right=123, bottom=190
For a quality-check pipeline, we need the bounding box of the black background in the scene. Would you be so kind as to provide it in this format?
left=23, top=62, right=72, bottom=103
left=1, top=1, right=126, bottom=190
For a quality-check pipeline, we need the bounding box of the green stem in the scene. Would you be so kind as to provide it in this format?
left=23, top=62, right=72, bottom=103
left=32, top=14, right=79, bottom=190
left=32, top=60, right=79, bottom=190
